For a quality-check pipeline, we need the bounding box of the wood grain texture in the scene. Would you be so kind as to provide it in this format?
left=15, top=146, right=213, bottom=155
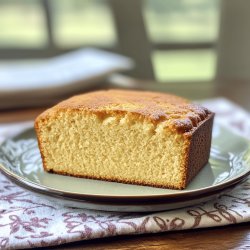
left=39, top=223, right=250, bottom=250
left=0, top=107, right=46, bottom=123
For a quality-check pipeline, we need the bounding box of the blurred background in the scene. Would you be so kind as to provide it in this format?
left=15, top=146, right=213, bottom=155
left=0, top=0, right=249, bottom=109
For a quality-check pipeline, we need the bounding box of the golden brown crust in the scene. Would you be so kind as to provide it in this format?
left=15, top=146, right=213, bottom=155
left=35, top=89, right=212, bottom=134
left=182, top=112, right=215, bottom=187
left=34, top=89, right=214, bottom=190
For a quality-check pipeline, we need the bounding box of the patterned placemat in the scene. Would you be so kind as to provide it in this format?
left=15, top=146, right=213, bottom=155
left=0, top=98, right=249, bottom=249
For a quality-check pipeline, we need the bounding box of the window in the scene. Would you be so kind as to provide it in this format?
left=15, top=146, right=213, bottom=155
left=144, top=0, right=219, bottom=43
left=144, top=0, right=220, bottom=82
left=0, top=0, right=116, bottom=56
left=52, top=0, right=116, bottom=47
left=153, top=49, right=216, bottom=82
left=0, top=0, right=46, bottom=47
left=0, top=0, right=221, bottom=82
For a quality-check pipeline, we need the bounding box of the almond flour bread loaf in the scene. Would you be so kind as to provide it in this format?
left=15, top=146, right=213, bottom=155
left=35, top=89, right=214, bottom=189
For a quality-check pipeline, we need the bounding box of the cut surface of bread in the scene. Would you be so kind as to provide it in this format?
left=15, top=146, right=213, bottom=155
left=35, top=89, right=214, bottom=189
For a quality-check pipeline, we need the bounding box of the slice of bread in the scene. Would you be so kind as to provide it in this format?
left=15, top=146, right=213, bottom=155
left=35, top=89, right=214, bottom=189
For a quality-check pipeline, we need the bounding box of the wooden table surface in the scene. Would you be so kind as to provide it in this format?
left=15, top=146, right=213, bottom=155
left=0, top=81, right=249, bottom=249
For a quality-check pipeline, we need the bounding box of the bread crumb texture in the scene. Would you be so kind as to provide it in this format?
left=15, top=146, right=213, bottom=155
left=35, top=89, right=214, bottom=189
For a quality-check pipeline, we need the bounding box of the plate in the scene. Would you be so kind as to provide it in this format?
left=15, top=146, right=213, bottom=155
left=0, top=124, right=250, bottom=212
left=0, top=48, right=133, bottom=109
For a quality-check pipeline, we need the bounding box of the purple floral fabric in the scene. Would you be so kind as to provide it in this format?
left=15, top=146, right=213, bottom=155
left=0, top=98, right=249, bottom=249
